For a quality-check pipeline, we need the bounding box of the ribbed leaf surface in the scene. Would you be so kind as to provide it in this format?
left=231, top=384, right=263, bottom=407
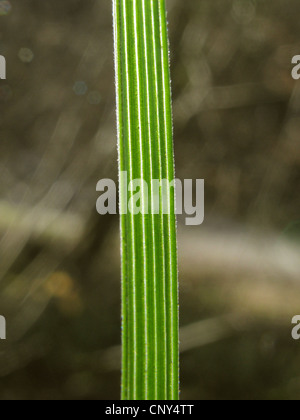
left=113, top=0, right=179, bottom=400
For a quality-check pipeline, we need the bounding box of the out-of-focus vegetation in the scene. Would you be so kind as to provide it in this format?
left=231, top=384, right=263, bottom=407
left=0, top=0, right=299, bottom=400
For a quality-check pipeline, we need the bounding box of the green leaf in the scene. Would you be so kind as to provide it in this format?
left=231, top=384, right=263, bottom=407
left=113, top=0, right=179, bottom=400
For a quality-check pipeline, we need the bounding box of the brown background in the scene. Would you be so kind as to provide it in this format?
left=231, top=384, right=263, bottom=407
left=0, top=0, right=299, bottom=400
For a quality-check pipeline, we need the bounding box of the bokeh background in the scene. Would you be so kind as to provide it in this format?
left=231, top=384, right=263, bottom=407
left=0, top=0, right=300, bottom=400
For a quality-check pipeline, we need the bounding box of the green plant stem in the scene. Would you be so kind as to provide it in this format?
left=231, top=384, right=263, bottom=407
left=113, top=0, right=179, bottom=400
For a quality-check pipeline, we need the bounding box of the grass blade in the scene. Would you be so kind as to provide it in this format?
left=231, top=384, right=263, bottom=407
left=113, top=0, right=179, bottom=400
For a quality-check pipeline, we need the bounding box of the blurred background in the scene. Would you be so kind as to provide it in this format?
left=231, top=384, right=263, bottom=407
left=0, top=0, right=299, bottom=400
